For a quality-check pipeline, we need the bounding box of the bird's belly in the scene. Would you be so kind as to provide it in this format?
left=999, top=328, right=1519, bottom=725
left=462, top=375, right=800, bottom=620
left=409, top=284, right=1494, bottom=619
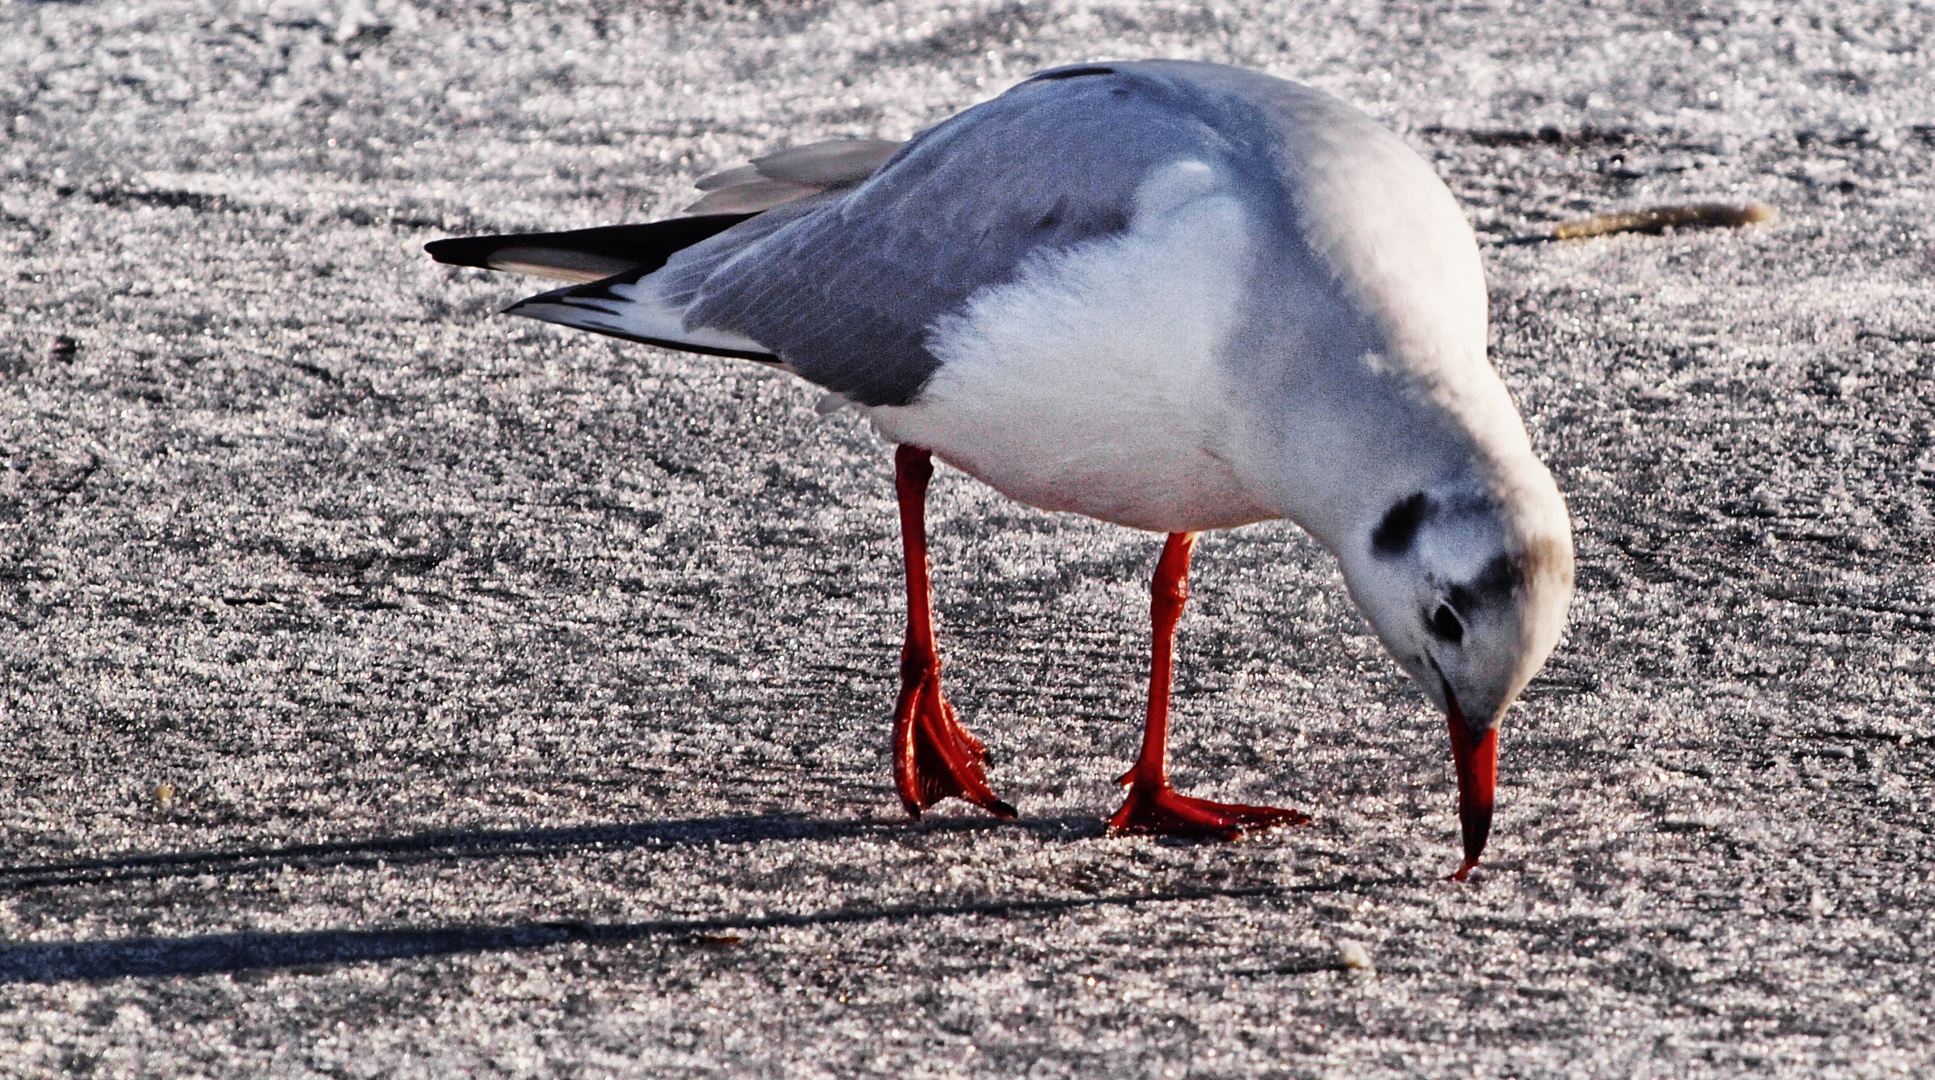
left=875, top=397, right=1274, bottom=533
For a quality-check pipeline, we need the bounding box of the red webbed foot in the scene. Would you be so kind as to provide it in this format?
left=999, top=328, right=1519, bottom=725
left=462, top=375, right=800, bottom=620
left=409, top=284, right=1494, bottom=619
left=1106, top=533, right=1309, bottom=841
left=893, top=668, right=1016, bottom=819
left=890, top=445, right=1015, bottom=820
left=1109, top=778, right=1309, bottom=840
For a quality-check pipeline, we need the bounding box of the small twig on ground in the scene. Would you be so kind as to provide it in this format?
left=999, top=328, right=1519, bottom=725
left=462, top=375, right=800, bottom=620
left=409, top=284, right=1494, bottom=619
left=1551, top=201, right=1777, bottom=240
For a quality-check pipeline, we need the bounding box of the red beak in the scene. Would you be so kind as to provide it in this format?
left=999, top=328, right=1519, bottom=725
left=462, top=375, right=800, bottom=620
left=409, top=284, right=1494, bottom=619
left=1445, top=701, right=1497, bottom=882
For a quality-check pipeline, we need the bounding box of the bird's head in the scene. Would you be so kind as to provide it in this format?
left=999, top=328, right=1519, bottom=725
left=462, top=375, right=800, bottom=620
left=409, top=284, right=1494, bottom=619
left=1340, top=463, right=1573, bottom=879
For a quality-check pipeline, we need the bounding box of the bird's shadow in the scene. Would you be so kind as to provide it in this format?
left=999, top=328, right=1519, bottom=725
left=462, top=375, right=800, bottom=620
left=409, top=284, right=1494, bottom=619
left=0, top=812, right=1384, bottom=986
left=0, top=878, right=1343, bottom=986
left=0, top=811, right=1105, bottom=985
left=1, top=810, right=1110, bottom=893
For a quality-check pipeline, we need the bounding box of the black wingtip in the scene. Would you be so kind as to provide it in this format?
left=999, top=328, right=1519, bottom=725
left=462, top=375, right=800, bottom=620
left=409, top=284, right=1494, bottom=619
left=1028, top=64, right=1119, bottom=82
left=423, top=215, right=761, bottom=275
left=424, top=235, right=492, bottom=268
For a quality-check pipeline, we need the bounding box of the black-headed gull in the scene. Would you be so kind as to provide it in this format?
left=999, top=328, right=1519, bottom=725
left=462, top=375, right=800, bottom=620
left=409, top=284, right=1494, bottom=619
left=427, top=61, right=1574, bottom=879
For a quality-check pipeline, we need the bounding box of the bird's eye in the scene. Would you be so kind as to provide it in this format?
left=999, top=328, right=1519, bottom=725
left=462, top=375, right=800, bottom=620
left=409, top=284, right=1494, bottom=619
left=1429, top=603, right=1464, bottom=644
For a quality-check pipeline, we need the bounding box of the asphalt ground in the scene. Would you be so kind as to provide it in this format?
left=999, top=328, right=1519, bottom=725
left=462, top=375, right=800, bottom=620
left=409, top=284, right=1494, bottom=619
left=2, top=1, right=1932, bottom=1076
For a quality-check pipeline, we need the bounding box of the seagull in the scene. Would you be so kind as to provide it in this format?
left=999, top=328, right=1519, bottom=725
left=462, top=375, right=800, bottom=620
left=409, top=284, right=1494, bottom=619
left=426, top=60, right=1574, bottom=879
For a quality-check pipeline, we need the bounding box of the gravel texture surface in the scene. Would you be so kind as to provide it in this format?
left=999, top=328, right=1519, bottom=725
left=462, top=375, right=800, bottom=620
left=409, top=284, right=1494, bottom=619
left=2, top=1, right=1933, bottom=1076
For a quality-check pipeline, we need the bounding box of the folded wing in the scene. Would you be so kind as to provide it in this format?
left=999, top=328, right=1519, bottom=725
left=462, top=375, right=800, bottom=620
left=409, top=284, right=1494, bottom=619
left=427, top=66, right=1243, bottom=406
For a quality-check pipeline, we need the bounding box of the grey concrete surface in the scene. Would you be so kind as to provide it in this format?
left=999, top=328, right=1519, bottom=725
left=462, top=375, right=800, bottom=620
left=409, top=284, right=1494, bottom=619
left=2, top=1, right=1932, bottom=1076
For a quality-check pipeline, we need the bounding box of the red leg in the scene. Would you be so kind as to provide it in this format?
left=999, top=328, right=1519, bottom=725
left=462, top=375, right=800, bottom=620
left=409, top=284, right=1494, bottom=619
left=1109, top=532, right=1310, bottom=839
left=890, top=445, right=1016, bottom=820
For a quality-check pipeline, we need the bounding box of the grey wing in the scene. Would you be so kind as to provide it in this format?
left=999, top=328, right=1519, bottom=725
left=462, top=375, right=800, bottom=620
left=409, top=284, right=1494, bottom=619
left=657, top=65, right=1251, bottom=407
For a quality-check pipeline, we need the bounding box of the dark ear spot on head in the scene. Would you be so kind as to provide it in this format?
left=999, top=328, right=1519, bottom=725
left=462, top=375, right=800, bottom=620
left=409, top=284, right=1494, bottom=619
left=1372, top=493, right=1429, bottom=557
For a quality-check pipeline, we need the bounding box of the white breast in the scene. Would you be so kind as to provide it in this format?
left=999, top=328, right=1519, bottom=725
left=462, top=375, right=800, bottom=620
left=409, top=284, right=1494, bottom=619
left=865, top=161, right=1277, bottom=533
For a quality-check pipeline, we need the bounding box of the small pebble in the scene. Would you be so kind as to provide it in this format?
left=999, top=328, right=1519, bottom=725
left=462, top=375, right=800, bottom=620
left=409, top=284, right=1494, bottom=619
left=1339, top=940, right=1375, bottom=973
left=153, top=783, right=176, bottom=803
left=50, top=335, right=78, bottom=358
